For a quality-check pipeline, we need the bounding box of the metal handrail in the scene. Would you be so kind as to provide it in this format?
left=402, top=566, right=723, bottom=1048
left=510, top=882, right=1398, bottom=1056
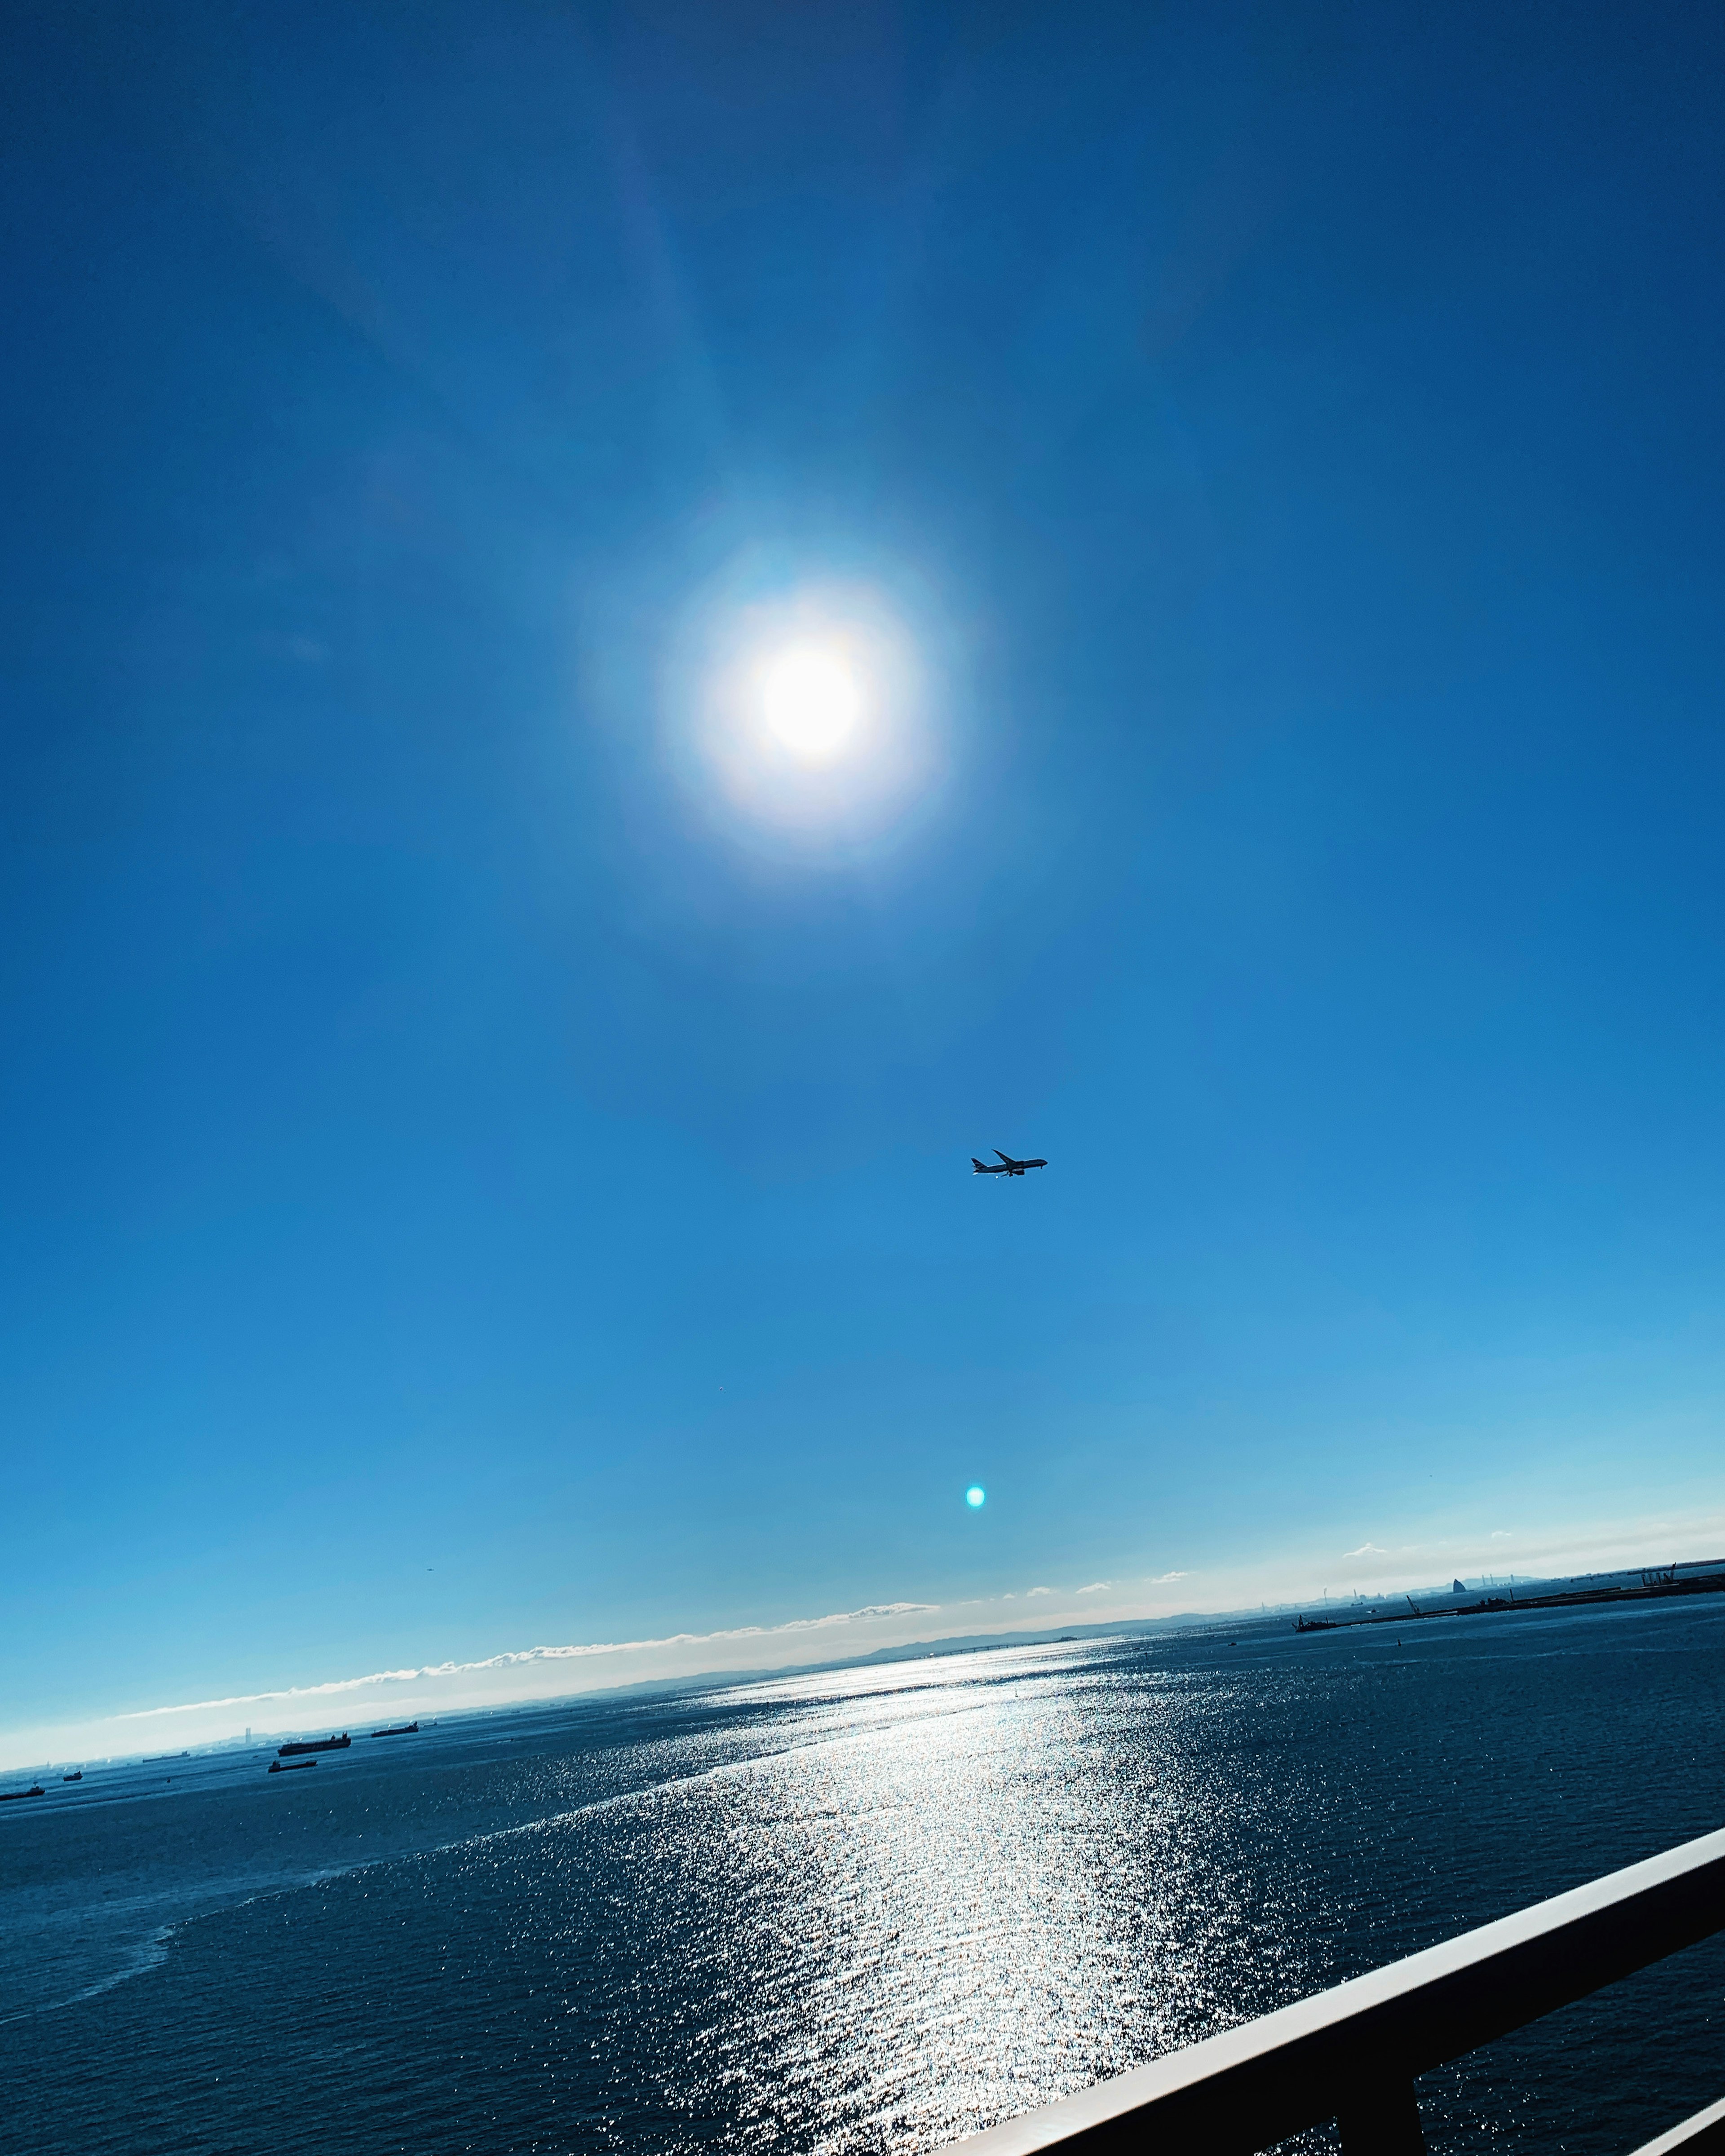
left=954, top=1824, right=1725, bottom=2156
left=1628, top=2094, right=1725, bottom=2155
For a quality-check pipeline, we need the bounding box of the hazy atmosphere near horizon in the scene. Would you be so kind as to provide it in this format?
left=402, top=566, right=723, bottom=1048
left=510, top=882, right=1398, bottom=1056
left=5, top=0, right=1725, bottom=1769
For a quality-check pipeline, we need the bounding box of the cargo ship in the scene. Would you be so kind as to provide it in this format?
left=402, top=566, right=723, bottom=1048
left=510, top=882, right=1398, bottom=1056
left=62, top=1771, right=81, bottom=1782
left=367, top=1723, right=419, bottom=1738
left=1, top=1785, right=45, bottom=1802
left=268, top=1758, right=316, bottom=1774
left=277, top=1733, right=351, bottom=1757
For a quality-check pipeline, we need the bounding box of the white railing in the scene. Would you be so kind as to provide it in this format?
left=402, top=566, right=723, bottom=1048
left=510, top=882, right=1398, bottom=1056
left=954, top=1825, right=1725, bottom=2156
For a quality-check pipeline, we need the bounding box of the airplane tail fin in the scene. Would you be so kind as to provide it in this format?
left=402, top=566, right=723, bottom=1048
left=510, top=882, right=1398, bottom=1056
left=971, top=1158, right=989, bottom=1171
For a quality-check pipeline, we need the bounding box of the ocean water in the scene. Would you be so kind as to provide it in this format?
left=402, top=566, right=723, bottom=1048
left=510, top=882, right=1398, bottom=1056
left=4, top=1600, right=1725, bottom=2155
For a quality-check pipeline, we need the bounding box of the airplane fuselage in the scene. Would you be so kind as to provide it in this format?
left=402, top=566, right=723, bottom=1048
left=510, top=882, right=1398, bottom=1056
left=972, top=1151, right=1048, bottom=1176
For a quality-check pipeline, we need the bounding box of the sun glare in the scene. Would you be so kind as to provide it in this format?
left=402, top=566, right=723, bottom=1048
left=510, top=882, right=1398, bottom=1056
left=673, top=574, right=941, bottom=844
left=758, top=644, right=863, bottom=761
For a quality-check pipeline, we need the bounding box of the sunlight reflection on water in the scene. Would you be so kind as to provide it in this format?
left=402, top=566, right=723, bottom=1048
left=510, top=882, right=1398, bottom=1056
left=496, top=1646, right=1322, bottom=2149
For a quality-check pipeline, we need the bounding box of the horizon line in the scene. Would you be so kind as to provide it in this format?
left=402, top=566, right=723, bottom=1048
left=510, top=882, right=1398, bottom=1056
left=8, top=1534, right=1723, bottom=1772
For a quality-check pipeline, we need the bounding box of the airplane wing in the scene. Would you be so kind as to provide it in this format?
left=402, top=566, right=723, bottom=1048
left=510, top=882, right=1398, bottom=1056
left=993, top=1149, right=1013, bottom=1164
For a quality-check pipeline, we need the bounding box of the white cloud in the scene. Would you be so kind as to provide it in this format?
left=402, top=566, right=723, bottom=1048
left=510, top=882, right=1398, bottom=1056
left=25, top=1496, right=1725, bottom=1772
left=111, top=1602, right=942, bottom=1722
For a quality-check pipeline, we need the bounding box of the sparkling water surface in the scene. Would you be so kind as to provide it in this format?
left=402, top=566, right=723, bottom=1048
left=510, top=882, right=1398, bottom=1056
left=5, top=1600, right=1725, bottom=2153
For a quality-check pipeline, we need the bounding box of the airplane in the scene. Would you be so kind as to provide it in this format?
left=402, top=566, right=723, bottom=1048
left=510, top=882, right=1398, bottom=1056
left=972, top=1149, right=1048, bottom=1177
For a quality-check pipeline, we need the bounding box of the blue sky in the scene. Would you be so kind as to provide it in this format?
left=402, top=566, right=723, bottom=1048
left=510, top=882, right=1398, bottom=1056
left=5, top=1, right=1725, bottom=1760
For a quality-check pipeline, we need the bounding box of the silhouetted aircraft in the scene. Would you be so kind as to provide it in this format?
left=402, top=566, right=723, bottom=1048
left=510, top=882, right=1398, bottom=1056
left=972, top=1149, right=1047, bottom=1177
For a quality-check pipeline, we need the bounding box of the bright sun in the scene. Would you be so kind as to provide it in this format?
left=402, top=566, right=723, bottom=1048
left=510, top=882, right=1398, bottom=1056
left=757, top=644, right=863, bottom=762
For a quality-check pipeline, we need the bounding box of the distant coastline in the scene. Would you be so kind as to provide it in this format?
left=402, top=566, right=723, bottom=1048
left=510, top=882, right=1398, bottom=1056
left=13, top=1553, right=1718, bottom=1781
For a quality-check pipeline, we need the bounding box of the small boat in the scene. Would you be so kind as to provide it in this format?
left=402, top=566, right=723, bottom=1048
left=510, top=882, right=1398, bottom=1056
left=62, top=1772, right=82, bottom=1783
left=268, top=1758, right=316, bottom=1774
left=367, top=1722, right=419, bottom=1738
left=0, top=1785, right=45, bottom=1802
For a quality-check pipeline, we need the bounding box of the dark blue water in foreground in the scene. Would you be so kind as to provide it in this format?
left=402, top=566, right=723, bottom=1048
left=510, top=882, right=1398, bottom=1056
left=4, top=1600, right=1725, bottom=2154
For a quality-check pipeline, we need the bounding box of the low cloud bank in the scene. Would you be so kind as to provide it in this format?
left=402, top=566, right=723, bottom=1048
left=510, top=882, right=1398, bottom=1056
left=11, top=1504, right=1723, bottom=1770
left=116, top=1601, right=941, bottom=1721
left=2, top=1579, right=1202, bottom=1769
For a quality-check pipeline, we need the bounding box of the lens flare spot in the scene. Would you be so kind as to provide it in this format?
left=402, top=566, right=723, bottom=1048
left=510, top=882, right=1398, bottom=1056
left=965, top=1485, right=986, bottom=1509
